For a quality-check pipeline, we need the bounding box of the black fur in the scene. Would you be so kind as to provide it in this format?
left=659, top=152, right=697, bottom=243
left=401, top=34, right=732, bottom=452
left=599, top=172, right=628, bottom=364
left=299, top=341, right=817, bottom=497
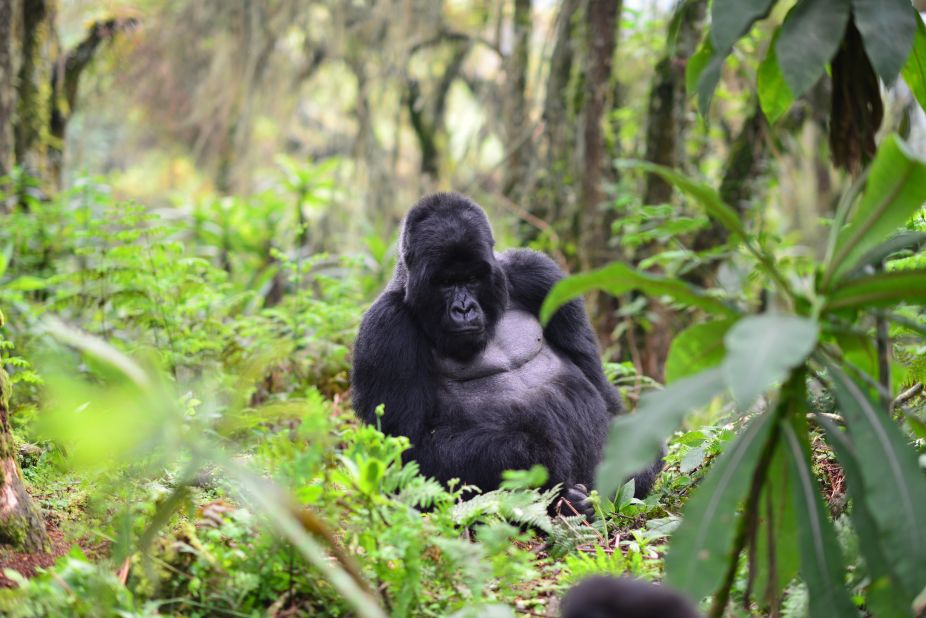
left=560, top=576, right=701, bottom=618
left=352, top=193, right=660, bottom=497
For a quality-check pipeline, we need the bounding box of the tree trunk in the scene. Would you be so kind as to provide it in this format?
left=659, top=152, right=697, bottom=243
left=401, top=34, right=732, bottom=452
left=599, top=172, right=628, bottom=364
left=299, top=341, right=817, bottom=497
left=14, top=0, right=55, bottom=185
left=578, top=0, right=620, bottom=272
left=635, top=0, right=706, bottom=381
left=520, top=0, right=580, bottom=242
left=0, top=0, right=17, bottom=184
left=0, top=335, right=48, bottom=552
left=501, top=0, right=532, bottom=201
left=690, top=105, right=769, bottom=258
left=49, top=17, right=138, bottom=186
left=642, top=0, right=706, bottom=205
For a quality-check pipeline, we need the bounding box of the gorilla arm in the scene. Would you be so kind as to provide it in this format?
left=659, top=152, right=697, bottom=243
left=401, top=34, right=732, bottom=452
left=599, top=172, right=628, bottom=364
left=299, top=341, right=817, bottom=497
left=499, top=249, right=623, bottom=415
left=351, top=290, right=436, bottom=456
left=500, top=249, right=663, bottom=499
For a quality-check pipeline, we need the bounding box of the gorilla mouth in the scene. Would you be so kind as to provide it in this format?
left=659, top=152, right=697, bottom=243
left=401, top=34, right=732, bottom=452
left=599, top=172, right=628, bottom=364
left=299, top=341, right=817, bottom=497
left=448, top=325, right=484, bottom=335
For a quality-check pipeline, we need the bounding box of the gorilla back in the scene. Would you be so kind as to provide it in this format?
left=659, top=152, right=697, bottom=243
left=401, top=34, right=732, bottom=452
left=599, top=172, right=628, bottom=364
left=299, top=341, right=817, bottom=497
left=351, top=193, right=660, bottom=497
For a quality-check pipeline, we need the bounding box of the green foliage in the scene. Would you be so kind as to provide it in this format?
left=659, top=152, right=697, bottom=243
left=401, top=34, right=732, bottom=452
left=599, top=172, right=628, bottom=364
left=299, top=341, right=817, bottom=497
left=902, top=15, right=926, bottom=112
left=777, top=0, right=850, bottom=100
left=556, top=134, right=926, bottom=616
left=693, top=0, right=920, bottom=118
left=0, top=548, right=153, bottom=618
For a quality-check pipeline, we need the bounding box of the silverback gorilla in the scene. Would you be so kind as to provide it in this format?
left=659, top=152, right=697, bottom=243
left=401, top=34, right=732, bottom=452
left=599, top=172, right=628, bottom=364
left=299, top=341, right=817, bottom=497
left=352, top=193, right=660, bottom=504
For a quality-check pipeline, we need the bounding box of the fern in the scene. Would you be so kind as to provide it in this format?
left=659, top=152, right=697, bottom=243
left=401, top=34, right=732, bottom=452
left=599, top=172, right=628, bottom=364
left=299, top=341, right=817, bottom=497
left=451, top=486, right=558, bottom=534
left=547, top=515, right=600, bottom=558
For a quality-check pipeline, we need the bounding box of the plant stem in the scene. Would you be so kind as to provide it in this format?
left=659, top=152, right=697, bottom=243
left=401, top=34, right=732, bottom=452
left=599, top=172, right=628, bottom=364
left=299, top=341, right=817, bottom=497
left=708, top=372, right=799, bottom=617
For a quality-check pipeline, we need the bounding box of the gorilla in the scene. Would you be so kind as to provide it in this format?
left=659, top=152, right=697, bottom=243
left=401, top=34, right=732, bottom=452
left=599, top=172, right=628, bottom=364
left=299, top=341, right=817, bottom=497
left=560, top=576, right=701, bottom=618
left=352, top=193, right=660, bottom=504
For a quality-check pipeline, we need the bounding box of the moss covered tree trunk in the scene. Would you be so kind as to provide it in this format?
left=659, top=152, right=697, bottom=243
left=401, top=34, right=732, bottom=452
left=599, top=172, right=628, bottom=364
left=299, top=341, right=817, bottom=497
left=501, top=0, right=532, bottom=202
left=0, top=315, right=47, bottom=551
left=636, top=0, right=706, bottom=381
left=578, top=0, right=620, bottom=272
left=14, top=0, right=56, bottom=186
left=0, top=0, right=17, bottom=183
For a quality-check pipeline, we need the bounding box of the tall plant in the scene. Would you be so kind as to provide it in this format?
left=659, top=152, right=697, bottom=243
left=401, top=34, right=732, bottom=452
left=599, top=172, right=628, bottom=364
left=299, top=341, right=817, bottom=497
left=542, top=134, right=926, bottom=617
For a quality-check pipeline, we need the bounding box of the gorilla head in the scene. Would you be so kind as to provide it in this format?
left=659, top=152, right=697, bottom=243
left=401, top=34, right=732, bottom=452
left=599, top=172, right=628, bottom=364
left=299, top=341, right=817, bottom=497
left=397, top=193, right=510, bottom=361
left=560, top=576, right=701, bottom=618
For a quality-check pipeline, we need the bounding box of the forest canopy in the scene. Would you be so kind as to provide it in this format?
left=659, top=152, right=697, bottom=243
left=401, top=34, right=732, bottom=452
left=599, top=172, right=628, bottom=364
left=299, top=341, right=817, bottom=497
left=1, top=0, right=926, bottom=617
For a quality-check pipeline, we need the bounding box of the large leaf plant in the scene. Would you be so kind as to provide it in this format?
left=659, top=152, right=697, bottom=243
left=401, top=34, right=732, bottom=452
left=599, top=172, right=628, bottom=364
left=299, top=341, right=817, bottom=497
left=541, top=134, right=926, bottom=617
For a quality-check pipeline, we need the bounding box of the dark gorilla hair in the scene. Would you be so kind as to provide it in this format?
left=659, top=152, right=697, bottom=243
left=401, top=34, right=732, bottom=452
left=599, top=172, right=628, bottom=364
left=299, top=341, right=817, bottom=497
left=560, top=576, right=701, bottom=618
left=398, top=193, right=510, bottom=360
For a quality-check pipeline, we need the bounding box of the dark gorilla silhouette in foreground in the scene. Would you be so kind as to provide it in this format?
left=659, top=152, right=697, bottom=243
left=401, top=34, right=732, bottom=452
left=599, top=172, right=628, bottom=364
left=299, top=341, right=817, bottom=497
left=561, top=576, right=701, bottom=618
left=352, top=193, right=661, bottom=504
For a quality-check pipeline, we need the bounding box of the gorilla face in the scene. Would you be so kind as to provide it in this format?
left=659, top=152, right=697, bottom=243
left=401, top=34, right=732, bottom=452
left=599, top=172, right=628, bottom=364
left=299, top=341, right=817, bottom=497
left=399, top=194, right=509, bottom=361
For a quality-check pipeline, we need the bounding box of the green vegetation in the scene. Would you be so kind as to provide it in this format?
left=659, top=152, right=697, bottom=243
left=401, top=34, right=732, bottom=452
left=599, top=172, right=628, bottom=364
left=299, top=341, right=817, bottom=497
left=1, top=0, right=925, bottom=617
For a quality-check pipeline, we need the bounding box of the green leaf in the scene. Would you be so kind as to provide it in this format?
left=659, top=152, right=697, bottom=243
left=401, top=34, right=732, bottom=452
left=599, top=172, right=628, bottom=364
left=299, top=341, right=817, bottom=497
left=825, top=135, right=926, bottom=287
left=664, top=411, right=776, bottom=601
left=540, top=261, right=736, bottom=325
left=4, top=275, right=48, bottom=292
left=595, top=368, right=727, bottom=499
left=851, top=0, right=917, bottom=84
left=842, top=231, right=926, bottom=279
left=685, top=37, right=724, bottom=114
left=901, top=13, right=926, bottom=112
left=827, top=363, right=926, bottom=602
left=686, top=36, right=713, bottom=96
left=614, top=159, right=748, bottom=240
left=665, top=318, right=736, bottom=384
left=757, top=28, right=795, bottom=124
left=824, top=269, right=926, bottom=311
left=818, top=417, right=911, bottom=617
left=782, top=421, right=857, bottom=618
left=722, top=315, right=820, bottom=409
left=752, top=443, right=801, bottom=609
left=776, top=0, right=850, bottom=98
left=710, top=0, right=777, bottom=53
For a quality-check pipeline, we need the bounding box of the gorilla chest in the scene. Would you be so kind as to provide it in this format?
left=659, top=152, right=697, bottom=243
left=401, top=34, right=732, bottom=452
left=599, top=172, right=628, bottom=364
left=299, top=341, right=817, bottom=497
left=433, top=309, right=584, bottom=409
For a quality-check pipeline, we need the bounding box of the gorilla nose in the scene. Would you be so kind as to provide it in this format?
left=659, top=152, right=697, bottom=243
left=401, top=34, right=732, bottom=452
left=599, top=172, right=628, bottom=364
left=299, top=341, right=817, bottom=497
left=450, top=300, right=479, bottom=326
left=451, top=303, right=475, bottom=320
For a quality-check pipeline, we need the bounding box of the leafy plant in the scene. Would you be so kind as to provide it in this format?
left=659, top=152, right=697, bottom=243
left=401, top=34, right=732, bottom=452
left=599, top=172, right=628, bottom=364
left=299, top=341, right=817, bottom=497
left=542, top=133, right=926, bottom=617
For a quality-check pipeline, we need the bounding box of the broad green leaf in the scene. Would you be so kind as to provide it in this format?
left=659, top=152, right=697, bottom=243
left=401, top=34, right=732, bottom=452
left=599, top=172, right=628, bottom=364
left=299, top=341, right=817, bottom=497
left=685, top=36, right=724, bottom=114
left=665, top=318, right=736, bottom=384
left=827, top=363, right=926, bottom=602
left=826, top=135, right=926, bottom=287
left=851, top=0, right=917, bottom=84
left=824, top=269, right=926, bottom=311
left=842, top=230, right=926, bottom=280
left=819, top=416, right=911, bottom=617
left=776, top=0, right=850, bottom=98
left=540, top=261, right=736, bottom=325
left=901, top=14, right=926, bottom=112
left=722, top=315, right=819, bottom=409
left=757, top=28, right=794, bottom=124
left=664, top=410, right=776, bottom=601
left=752, top=443, right=800, bottom=609
left=685, top=36, right=714, bottom=96
left=782, top=421, right=857, bottom=618
left=595, top=368, right=727, bottom=499
left=615, top=159, right=748, bottom=240
left=711, top=0, right=776, bottom=53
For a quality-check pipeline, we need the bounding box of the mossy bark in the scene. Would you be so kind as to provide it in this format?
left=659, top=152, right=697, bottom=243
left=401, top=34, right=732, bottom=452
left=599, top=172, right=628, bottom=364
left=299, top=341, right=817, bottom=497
left=14, top=0, right=56, bottom=185
left=0, top=359, right=48, bottom=552
left=0, top=0, right=17, bottom=182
